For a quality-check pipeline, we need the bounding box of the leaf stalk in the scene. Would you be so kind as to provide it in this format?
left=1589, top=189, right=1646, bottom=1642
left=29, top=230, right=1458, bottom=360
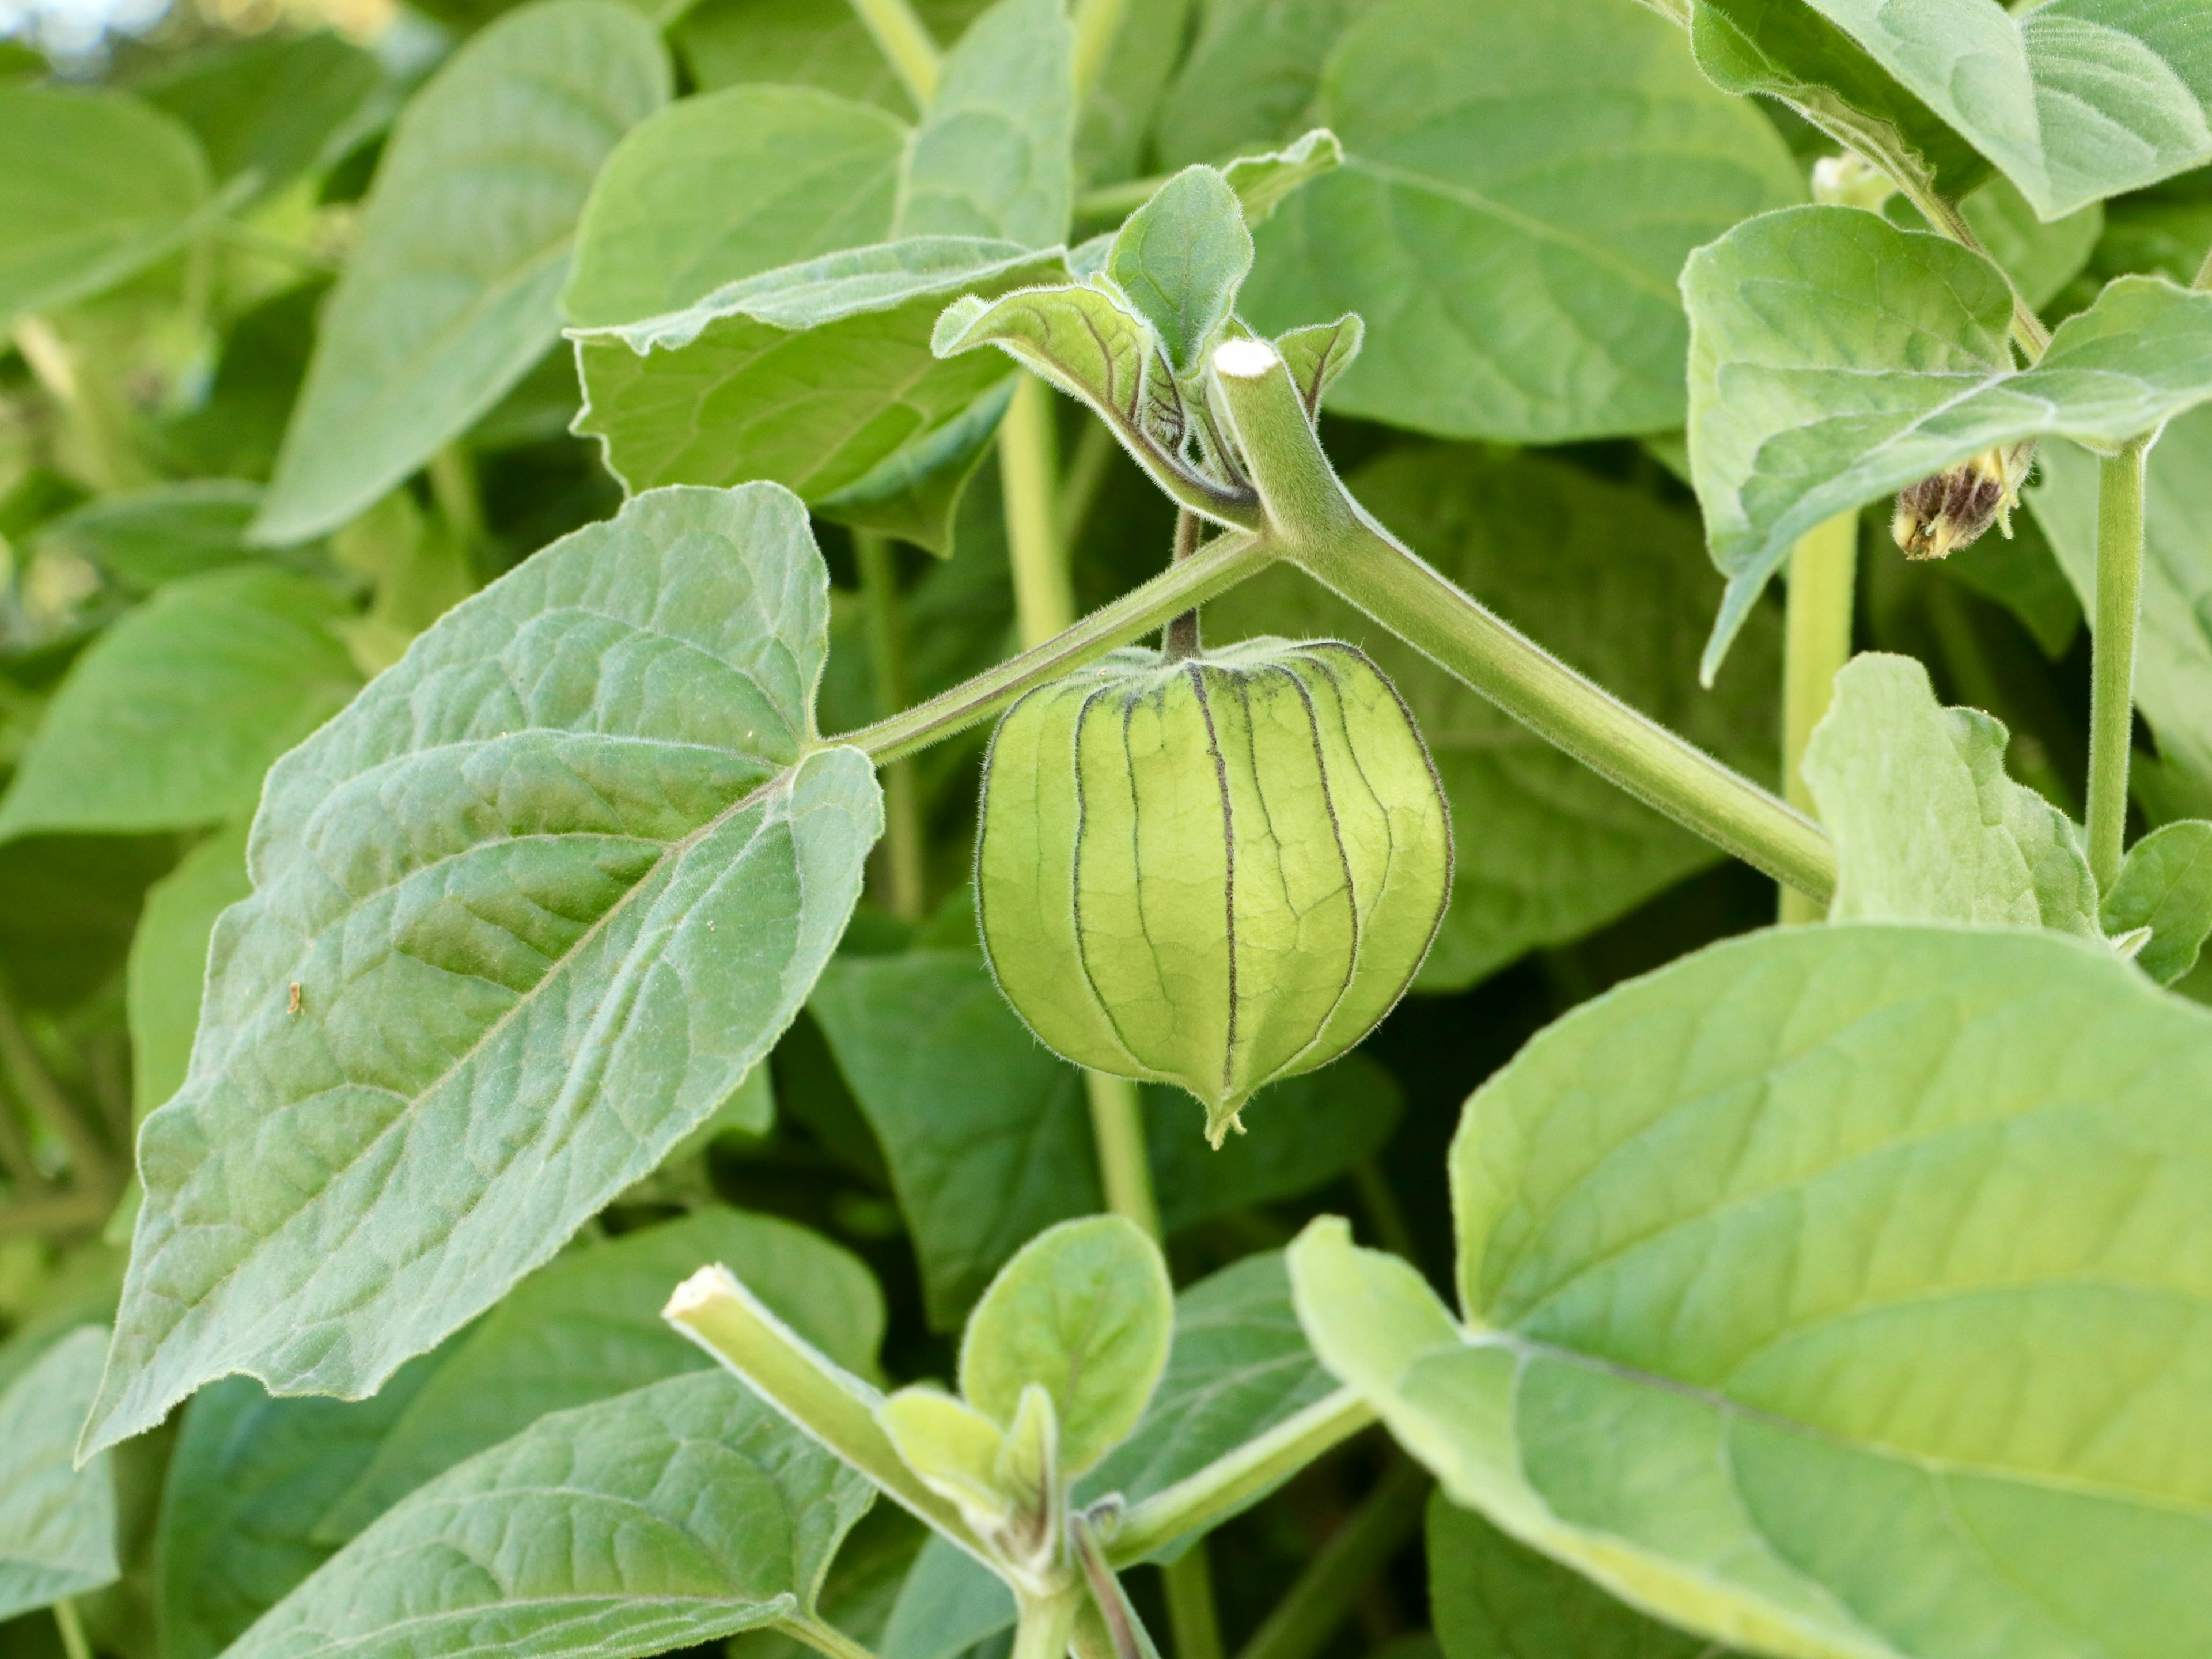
left=856, top=532, right=926, bottom=921
left=1778, top=512, right=1858, bottom=923
left=844, top=0, right=940, bottom=108
left=2086, top=435, right=2152, bottom=893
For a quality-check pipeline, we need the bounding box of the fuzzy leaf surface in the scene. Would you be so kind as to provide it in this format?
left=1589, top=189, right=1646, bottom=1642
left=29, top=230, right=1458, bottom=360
left=84, top=484, right=882, bottom=1459
left=0, top=1328, right=118, bottom=1621
left=1153, top=0, right=1370, bottom=170
left=895, top=0, right=1073, bottom=248
left=1222, top=129, right=1344, bottom=229
left=562, top=85, right=906, bottom=329
left=252, top=0, right=669, bottom=544
left=1685, top=207, right=2212, bottom=677
left=1801, top=653, right=2100, bottom=937
left=222, top=1372, right=876, bottom=1659
left=1240, top=0, right=1801, bottom=444
left=0, top=568, right=361, bottom=842
left=2103, top=820, right=2212, bottom=986
left=128, top=820, right=253, bottom=1123
left=1294, top=923, right=2212, bottom=1659
left=1106, top=167, right=1252, bottom=376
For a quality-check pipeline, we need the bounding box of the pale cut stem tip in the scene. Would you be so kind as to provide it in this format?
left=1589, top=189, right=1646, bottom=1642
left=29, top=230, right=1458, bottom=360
left=1211, top=338, right=1280, bottom=379
left=663, top=1262, right=740, bottom=1321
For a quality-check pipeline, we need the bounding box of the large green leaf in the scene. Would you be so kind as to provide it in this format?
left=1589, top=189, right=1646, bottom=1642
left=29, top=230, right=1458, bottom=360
left=672, top=0, right=983, bottom=113
left=562, top=86, right=906, bottom=329
left=0, top=1328, right=118, bottom=1622
left=571, top=240, right=1061, bottom=556
left=316, top=1209, right=885, bottom=1538
left=0, top=568, right=361, bottom=842
left=1153, top=0, right=1373, bottom=170
left=1207, top=446, right=1780, bottom=991
left=1685, top=206, right=2212, bottom=677
left=223, top=1373, right=876, bottom=1659
left=896, top=0, right=1074, bottom=248
left=0, top=88, right=210, bottom=327
left=1798, top=0, right=2212, bottom=219
left=1801, top=653, right=2100, bottom=937
left=809, top=946, right=1402, bottom=1326
left=1239, top=0, right=1801, bottom=444
left=127, top=820, right=253, bottom=1124
left=1429, top=1493, right=1734, bottom=1659
left=2029, top=407, right=2212, bottom=778
left=130, top=32, right=381, bottom=203
left=1291, top=923, right=2212, bottom=1659
left=82, top=485, right=883, bottom=1460
left=251, top=0, right=669, bottom=546
left=1075, top=0, right=1190, bottom=187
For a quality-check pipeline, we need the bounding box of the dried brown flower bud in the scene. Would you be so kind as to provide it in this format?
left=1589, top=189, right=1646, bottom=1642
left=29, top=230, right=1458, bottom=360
left=1892, top=442, right=2035, bottom=560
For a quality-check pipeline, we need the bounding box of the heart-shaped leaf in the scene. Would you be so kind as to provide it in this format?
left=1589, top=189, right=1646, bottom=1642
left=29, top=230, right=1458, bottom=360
left=2103, top=819, right=2212, bottom=986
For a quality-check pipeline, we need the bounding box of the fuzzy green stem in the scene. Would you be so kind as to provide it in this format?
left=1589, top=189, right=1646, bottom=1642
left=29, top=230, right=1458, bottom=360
left=846, top=0, right=939, bottom=107
left=856, top=533, right=926, bottom=922
left=1109, top=1387, right=1377, bottom=1566
left=1207, top=340, right=1835, bottom=905
left=1070, top=0, right=1129, bottom=96
left=1087, top=1073, right=1160, bottom=1237
left=1162, top=510, right=1202, bottom=661
left=54, top=1600, right=92, bottom=1659
left=1778, top=512, right=1858, bottom=924
left=775, top=1615, right=881, bottom=1659
left=1005, top=376, right=1078, bottom=652
left=2087, top=437, right=2151, bottom=893
left=1161, top=1547, right=1225, bottom=1659
left=1014, top=1589, right=1083, bottom=1659
left=1230, top=1459, right=1429, bottom=1659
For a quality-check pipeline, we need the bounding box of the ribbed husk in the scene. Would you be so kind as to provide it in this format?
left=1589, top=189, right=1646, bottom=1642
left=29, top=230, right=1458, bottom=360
left=975, top=638, right=1452, bottom=1145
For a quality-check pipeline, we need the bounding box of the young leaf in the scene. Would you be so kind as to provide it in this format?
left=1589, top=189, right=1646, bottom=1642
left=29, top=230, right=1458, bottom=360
left=82, top=485, right=883, bottom=1460
left=127, top=820, right=252, bottom=1123
left=1222, top=128, right=1344, bottom=229
left=2102, top=820, right=2212, bottom=986
left=1272, top=313, right=1363, bottom=417
left=1797, top=0, right=2212, bottom=219
left=2029, top=407, right=2212, bottom=779
left=896, top=0, right=1074, bottom=249
left=1294, top=923, right=2212, bottom=1659
left=959, top=1216, right=1173, bottom=1477
left=1106, top=167, right=1252, bottom=376
left=1801, top=653, right=2101, bottom=937
left=32, top=480, right=264, bottom=593
left=0, top=568, right=361, bottom=842
left=1684, top=207, right=2212, bottom=678
left=1428, top=1493, right=1736, bottom=1659
left=222, top=1372, right=876, bottom=1659
left=251, top=0, right=671, bottom=546
left=1206, top=445, right=1780, bottom=991
left=562, top=85, right=907, bottom=329
left=876, top=1389, right=1013, bottom=1529
left=0, top=1327, right=118, bottom=1621
left=131, top=32, right=381, bottom=204
left=571, top=239, right=1064, bottom=558
left=315, top=1209, right=886, bottom=1539
left=1239, top=0, right=1802, bottom=445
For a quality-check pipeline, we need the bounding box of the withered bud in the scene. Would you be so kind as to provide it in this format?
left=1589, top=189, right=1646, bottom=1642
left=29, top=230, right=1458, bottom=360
left=1892, top=441, right=2036, bottom=561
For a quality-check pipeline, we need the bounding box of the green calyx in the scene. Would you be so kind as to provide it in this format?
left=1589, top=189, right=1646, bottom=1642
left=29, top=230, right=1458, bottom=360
left=975, top=638, right=1452, bottom=1145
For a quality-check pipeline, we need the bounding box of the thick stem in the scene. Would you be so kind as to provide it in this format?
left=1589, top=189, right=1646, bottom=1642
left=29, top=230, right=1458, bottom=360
left=2086, top=437, right=2151, bottom=893
left=1004, top=376, right=1077, bottom=653
left=1161, top=1548, right=1224, bottom=1659
left=1109, top=1387, right=1377, bottom=1566
left=775, top=1615, right=881, bottom=1659
left=856, top=533, right=926, bottom=922
left=1207, top=341, right=1836, bottom=905
left=54, top=1600, right=92, bottom=1659
left=1162, top=510, right=1202, bottom=661
left=1086, top=1073, right=1160, bottom=1237
left=1778, top=512, right=1858, bottom=924
left=1231, top=1459, right=1429, bottom=1659
left=846, top=0, right=939, bottom=107
left=1013, top=1589, right=1083, bottom=1659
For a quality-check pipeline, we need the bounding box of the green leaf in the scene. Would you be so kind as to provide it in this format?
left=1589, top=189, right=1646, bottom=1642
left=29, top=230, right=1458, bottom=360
left=876, top=1389, right=1013, bottom=1528
left=130, top=32, right=381, bottom=203
left=0, top=1327, right=118, bottom=1622
left=672, top=0, right=983, bottom=115
left=1801, top=653, right=2101, bottom=937
left=1429, top=1492, right=1734, bottom=1659
left=2028, top=407, right=2212, bottom=779
left=1684, top=206, right=2212, bottom=678
left=127, top=820, right=252, bottom=1124
left=82, top=485, right=883, bottom=1460
left=959, top=1216, right=1172, bottom=1476
left=572, top=240, right=1062, bottom=559
left=0, top=568, right=361, bottom=842
left=1153, top=0, right=1370, bottom=170
left=1222, top=128, right=1344, bottom=229
left=1107, top=167, right=1252, bottom=376
left=933, top=279, right=1182, bottom=458
left=0, top=88, right=210, bottom=327
left=251, top=0, right=670, bottom=546
left=2104, top=820, right=2212, bottom=986
left=1207, top=445, right=1779, bottom=991
left=32, top=480, right=266, bottom=592
left=156, top=1349, right=456, bottom=1659
left=159, top=283, right=324, bottom=483
left=224, top=1372, right=876, bottom=1659
left=1075, top=0, right=1192, bottom=190
left=1956, top=177, right=2103, bottom=312
left=897, top=0, right=1074, bottom=248
left=1240, top=0, right=1802, bottom=444
left=1293, top=922, right=2212, bottom=1659
left=562, top=86, right=907, bottom=329
left=879, top=1535, right=1012, bottom=1659
left=317, top=1208, right=884, bottom=1540
left=1798, top=0, right=2212, bottom=219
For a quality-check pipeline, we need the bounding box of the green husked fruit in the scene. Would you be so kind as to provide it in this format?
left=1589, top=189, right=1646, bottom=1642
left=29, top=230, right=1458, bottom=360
left=976, top=639, right=1450, bottom=1145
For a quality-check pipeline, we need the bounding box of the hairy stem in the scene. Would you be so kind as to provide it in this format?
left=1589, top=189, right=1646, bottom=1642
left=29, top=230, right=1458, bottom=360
left=1004, top=376, right=1079, bottom=652
left=1162, top=510, right=1202, bottom=661
left=857, top=533, right=926, bottom=921
left=1161, top=1547, right=1225, bottom=1659
left=775, top=1615, right=881, bottom=1659
left=1013, top=1589, right=1083, bottom=1659
left=1232, top=1459, right=1429, bottom=1659
left=846, top=0, right=939, bottom=107
left=2087, top=437, right=2151, bottom=893
left=1088, top=1073, right=1160, bottom=1236
left=1207, top=341, right=1835, bottom=904
left=1778, top=512, right=1858, bottom=924
left=1110, top=1387, right=1377, bottom=1566
left=54, top=1600, right=92, bottom=1659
